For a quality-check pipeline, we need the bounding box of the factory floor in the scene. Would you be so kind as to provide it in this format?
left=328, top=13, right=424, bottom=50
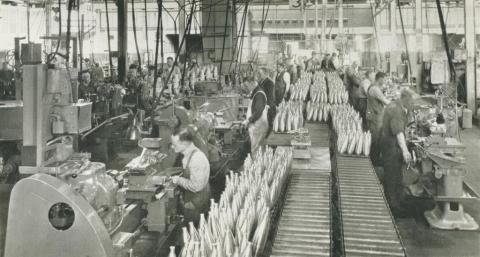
left=0, top=128, right=479, bottom=257
left=395, top=126, right=480, bottom=257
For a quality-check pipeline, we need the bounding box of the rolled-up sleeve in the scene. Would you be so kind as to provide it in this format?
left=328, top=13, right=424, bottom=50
left=370, top=86, right=389, bottom=104
left=176, top=152, right=210, bottom=192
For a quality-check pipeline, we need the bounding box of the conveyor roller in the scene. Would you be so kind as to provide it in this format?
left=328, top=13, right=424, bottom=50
left=335, top=156, right=407, bottom=257
left=271, top=171, right=331, bottom=257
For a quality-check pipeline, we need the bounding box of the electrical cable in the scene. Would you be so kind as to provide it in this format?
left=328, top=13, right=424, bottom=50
left=158, top=0, right=195, bottom=99
left=232, top=0, right=249, bottom=75
left=202, top=0, right=214, bottom=38
left=65, top=0, right=74, bottom=66
left=104, top=0, right=114, bottom=79
left=218, top=0, right=230, bottom=76
left=253, top=0, right=271, bottom=61
left=396, top=0, right=413, bottom=85
left=47, top=0, right=62, bottom=64
left=369, top=2, right=382, bottom=70
left=434, top=0, right=459, bottom=139
left=144, top=0, right=150, bottom=66
left=131, top=0, right=142, bottom=69
left=152, top=0, right=163, bottom=99
left=373, top=0, right=394, bottom=18
left=434, top=0, right=456, bottom=81
left=78, top=0, right=83, bottom=73
left=327, top=0, right=337, bottom=41
left=181, top=1, right=197, bottom=89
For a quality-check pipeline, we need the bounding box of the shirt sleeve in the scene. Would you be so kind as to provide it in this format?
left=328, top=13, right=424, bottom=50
left=361, top=80, right=370, bottom=94
left=176, top=152, right=210, bottom=192
left=370, top=86, right=389, bottom=103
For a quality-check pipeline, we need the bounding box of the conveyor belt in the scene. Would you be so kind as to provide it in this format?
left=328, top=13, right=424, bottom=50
left=271, top=170, right=331, bottom=257
left=335, top=155, right=407, bottom=257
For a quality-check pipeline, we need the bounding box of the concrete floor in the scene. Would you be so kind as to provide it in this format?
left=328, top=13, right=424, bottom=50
left=395, top=126, right=480, bottom=257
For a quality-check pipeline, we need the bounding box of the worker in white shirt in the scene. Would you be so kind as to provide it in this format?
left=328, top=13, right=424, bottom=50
left=170, top=127, right=210, bottom=226
left=147, top=127, right=210, bottom=226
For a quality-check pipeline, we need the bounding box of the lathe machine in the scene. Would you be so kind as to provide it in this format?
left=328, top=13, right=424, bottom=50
left=1, top=61, right=182, bottom=257
left=407, top=103, right=479, bottom=230
left=2, top=52, right=247, bottom=256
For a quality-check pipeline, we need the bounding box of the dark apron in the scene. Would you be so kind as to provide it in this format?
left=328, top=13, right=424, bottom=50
left=181, top=149, right=210, bottom=226
left=380, top=135, right=404, bottom=211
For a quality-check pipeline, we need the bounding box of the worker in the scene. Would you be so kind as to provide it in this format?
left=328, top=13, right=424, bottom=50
left=321, top=54, right=331, bottom=71
left=380, top=88, right=416, bottom=216
left=148, top=127, right=210, bottom=226
left=170, top=127, right=210, bottom=225
left=164, top=57, right=181, bottom=94
left=366, top=71, right=390, bottom=165
left=305, top=51, right=320, bottom=73
left=344, top=61, right=362, bottom=107
left=125, top=64, right=143, bottom=106
left=356, top=70, right=376, bottom=128
left=79, top=71, right=93, bottom=100
left=328, top=52, right=339, bottom=71
left=91, top=62, right=105, bottom=83
left=243, top=67, right=274, bottom=156
left=274, top=61, right=290, bottom=105
left=286, top=58, right=298, bottom=85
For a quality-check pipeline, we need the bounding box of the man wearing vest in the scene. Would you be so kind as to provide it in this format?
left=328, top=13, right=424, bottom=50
left=275, top=62, right=290, bottom=105
left=242, top=67, right=275, bottom=156
left=169, top=127, right=211, bottom=226
left=366, top=72, right=390, bottom=166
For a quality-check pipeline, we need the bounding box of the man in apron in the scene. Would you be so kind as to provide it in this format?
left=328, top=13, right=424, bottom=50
left=380, top=88, right=415, bottom=216
left=275, top=62, right=290, bottom=105
left=242, top=67, right=272, bottom=156
left=366, top=72, right=390, bottom=166
left=169, top=127, right=210, bottom=226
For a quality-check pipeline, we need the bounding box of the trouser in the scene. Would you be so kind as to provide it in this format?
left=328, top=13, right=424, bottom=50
left=356, top=98, right=367, bottom=129
left=381, top=136, right=404, bottom=211
left=367, top=117, right=382, bottom=166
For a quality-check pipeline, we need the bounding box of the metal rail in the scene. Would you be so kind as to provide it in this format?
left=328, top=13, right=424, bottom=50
left=270, top=170, right=332, bottom=257
left=335, top=155, right=407, bottom=257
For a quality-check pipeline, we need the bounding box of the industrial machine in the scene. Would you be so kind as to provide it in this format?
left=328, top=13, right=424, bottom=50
left=5, top=146, right=181, bottom=257
left=3, top=42, right=248, bottom=256
left=411, top=135, right=479, bottom=230
left=406, top=94, right=479, bottom=230
left=3, top=54, right=182, bottom=256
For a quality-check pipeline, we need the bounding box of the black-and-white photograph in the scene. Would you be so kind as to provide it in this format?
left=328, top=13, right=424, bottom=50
left=0, top=0, right=479, bottom=256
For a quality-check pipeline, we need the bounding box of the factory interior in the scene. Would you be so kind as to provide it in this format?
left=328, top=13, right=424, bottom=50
left=0, top=0, right=480, bottom=256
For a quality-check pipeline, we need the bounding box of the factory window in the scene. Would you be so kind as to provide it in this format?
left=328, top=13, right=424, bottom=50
left=48, top=202, right=75, bottom=230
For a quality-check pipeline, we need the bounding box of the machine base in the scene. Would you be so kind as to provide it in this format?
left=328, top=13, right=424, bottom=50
left=424, top=203, right=479, bottom=230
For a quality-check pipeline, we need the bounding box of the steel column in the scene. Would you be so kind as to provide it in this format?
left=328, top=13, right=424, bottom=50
left=415, top=0, right=423, bottom=92
left=117, top=0, right=128, bottom=84
left=465, top=0, right=476, bottom=112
